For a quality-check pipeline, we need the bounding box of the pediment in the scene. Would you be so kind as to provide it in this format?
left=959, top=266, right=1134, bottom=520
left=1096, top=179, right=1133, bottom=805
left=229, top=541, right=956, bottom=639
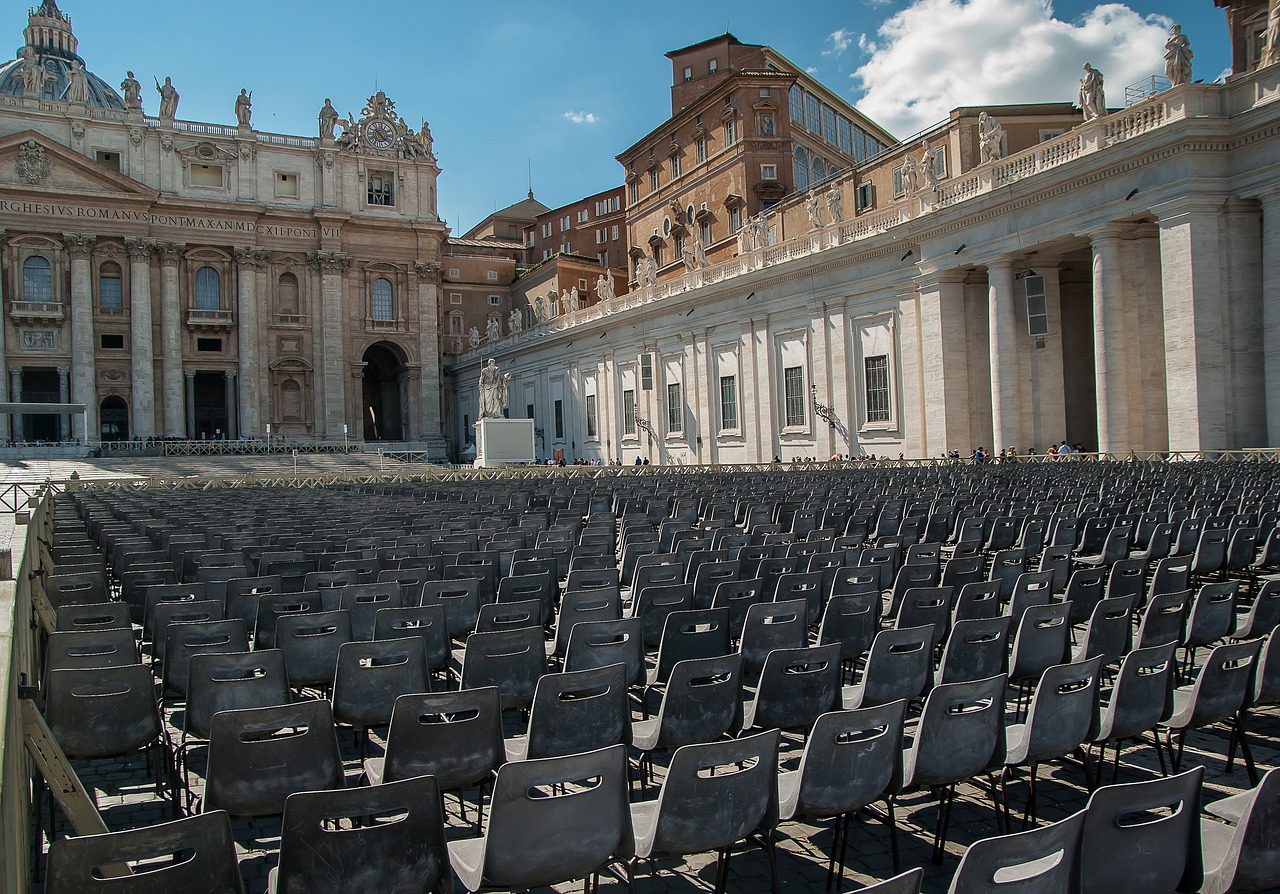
left=0, top=130, right=157, bottom=200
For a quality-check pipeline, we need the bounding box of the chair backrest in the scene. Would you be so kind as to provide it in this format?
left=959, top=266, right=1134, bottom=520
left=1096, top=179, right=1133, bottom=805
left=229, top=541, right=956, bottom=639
left=746, top=643, right=841, bottom=732
left=853, top=625, right=933, bottom=708
left=54, top=601, right=130, bottom=634
left=1018, top=657, right=1102, bottom=765
left=44, top=664, right=161, bottom=760
left=1185, top=581, right=1239, bottom=649
left=1235, top=579, right=1280, bottom=639
left=476, top=598, right=541, bottom=634
left=44, top=628, right=138, bottom=674
left=1203, top=766, right=1280, bottom=893
left=564, top=616, right=645, bottom=687
left=692, top=560, right=742, bottom=609
left=184, top=649, right=291, bottom=741
left=937, top=616, right=1011, bottom=685
left=644, top=729, right=780, bottom=857
left=1136, top=589, right=1190, bottom=649
left=372, top=603, right=451, bottom=672
left=337, top=581, right=402, bottom=640
left=895, top=586, right=952, bottom=650
left=459, top=625, right=547, bottom=711
left=710, top=577, right=766, bottom=641
left=276, top=609, right=352, bottom=688
left=1104, top=558, right=1146, bottom=603
left=380, top=686, right=504, bottom=790
left=1079, top=767, right=1203, bottom=894
left=783, top=700, right=906, bottom=821
left=1073, top=594, right=1135, bottom=665
left=633, top=582, right=695, bottom=648
left=522, top=663, right=630, bottom=759
left=1096, top=641, right=1176, bottom=744
left=420, top=577, right=482, bottom=639
left=476, top=744, right=632, bottom=891
left=275, top=775, right=450, bottom=894
left=1149, top=555, right=1191, bottom=598
left=646, top=653, right=744, bottom=751
left=253, top=590, right=324, bottom=650
left=948, top=809, right=1085, bottom=894
left=906, top=673, right=1007, bottom=789
left=163, top=618, right=250, bottom=698
left=738, top=598, right=808, bottom=677
left=332, top=635, right=429, bottom=729
left=953, top=580, right=1002, bottom=623
left=652, top=607, right=732, bottom=684
left=45, top=810, right=246, bottom=894
left=817, top=591, right=880, bottom=666
left=861, top=869, right=925, bottom=894
left=496, top=570, right=557, bottom=626
left=1179, top=638, right=1264, bottom=728
left=1009, top=603, right=1070, bottom=684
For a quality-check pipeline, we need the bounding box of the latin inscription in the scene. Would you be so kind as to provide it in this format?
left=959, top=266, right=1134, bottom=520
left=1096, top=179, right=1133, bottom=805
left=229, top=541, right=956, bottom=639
left=0, top=199, right=337, bottom=239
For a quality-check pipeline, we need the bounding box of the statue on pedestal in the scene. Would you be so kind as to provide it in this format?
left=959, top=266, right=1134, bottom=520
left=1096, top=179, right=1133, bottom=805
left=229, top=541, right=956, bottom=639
left=1164, top=25, right=1193, bottom=87
left=978, top=111, right=1005, bottom=164
left=477, top=359, right=511, bottom=419
left=826, top=185, right=845, bottom=223
left=121, top=71, right=142, bottom=111
left=596, top=273, right=615, bottom=301
left=319, top=98, right=338, bottom=139
left=806, top=189, right=826, bottom=229
left=509, top=308, right=523, bottom=333
left=155, top=76, right=180, bottom=118
left=235, top=89, right=253, bottom=127
left=1078, top=63, right=1105, bottom=121
left=640, top=255, right=659, bottom=288
left=560, top=288, right=575, bottom=315
left=66, top=61, right=89, bottom=104
left=901, top=150, right=922, bottom=196
left=919, top=141, right=939, bottom=193
left=468, top=326, right=480, bottom=348
left=19, top=47, right=48, bottom=98
left=486, top=317, right=500, bottom=342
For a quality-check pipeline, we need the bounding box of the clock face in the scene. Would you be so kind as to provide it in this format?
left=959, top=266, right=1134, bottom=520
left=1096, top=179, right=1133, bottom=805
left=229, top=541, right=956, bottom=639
left=367, top=120, right=395, bottom=150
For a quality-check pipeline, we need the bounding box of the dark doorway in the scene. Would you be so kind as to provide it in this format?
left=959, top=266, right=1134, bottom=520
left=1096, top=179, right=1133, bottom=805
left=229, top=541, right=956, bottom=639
left=100, top=396, right=129, bottom=442
left=21, top=367, right=60, bottom=442
left=193, top=372, right=229, bottom=439
left=362, top=343, right=405, bottom=441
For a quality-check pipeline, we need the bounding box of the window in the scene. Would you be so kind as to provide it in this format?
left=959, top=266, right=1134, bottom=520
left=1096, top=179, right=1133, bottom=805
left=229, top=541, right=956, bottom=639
left=598, top=251, right=608, bottom=266
left=449, top=313, right=463, bottom=334
left=783, top=366, right=806, bottom=428
left=541, top=222, right=553, bottom=238
left=1025, top=274, right=1049, bottom=336
left=793, top=147, right=810, bottom=192
left=367, top=171, right=394, bottom=206
left=812, top=157, right=827, bottom=184
left=191, top=164, right=223, bottom=188
left=724, top=119, right=737, bottom=145
left=640, top=353, right=653, bottom=391
left=805, top=93, right=821, bottom=134
left=652, top=242, right=664, bottom=266
left=100, top=333, right=124, bottom=350
left=648, top=169, right=659, bottom=192
left=585, top=394, right=597, bottom=438
left=673, top=233, right=685, bottom=262
left=611, top=224, right=619, bottom=240
left=700, top=221, right=712, bottom=246
left=670, top=154, right=682, bottom=178
left=759, top=113, right=774, bottom=136
left=596, top=228, right=606, bottom=244
left=487, top=295, right=502, bottom=306
left=560, top=216, right=570, bottom=231
left=760, top=164, right=777, bottom=180
left=194, top=266, right=220, bottom=310
left=448, top=267, right=460, bottom=278
left=789, top=85, right=804, bottom=123
left=595, top=197, right=619, bottom=215
left=275, top=171, right=299, bottom=198
left=449, top=292, right=462, bottom=305
left=622, top=389, right=636, bottom=435
left=663, top=218, right=671, bottom=236
left=561, top=242, right=572, bottom=254
left=277, top=272, right=299, bottom=314
left=708, top=58, right=718, bottom=73
left=371, top=277, right=394, bottom=320
left=22, top=255, right=52, bottom=302
left=893, top=166, right=906, bottom=197
left=855, top=183, right=874, bottom=211
left=682, top=66, right=693, bottom=82
left=865, top=355, right=891, bottom=423
left=99, top=262, right=123, bottom=312
left=724, top=93, right=733, bottom=106
left=821, top=106, right=837, bottom=145
left=94, top=149, right=120, bottom=172
left=487, top=270, right=498, bottom=281
left=666, top=382, right=683, bottom=433
left=579, top=278, right=588, bottom=291
left=554, top=399, right=564, bottom=439
left=837, top=117, right=853, bottom=156
left=720, top=375, right=738, bottom=430
left=696, top=138, right=707, bottom=163
left=526, top=230, right=535, bottom=247
left=1039, top=129, right=1064, bottom=143
left=197, top=337, right=223, bottom=352
left=628, top=181, right=638, bottom=204
left=932, top=147, right=947, bottom=179
left=577, top=209, right=589, bottom=223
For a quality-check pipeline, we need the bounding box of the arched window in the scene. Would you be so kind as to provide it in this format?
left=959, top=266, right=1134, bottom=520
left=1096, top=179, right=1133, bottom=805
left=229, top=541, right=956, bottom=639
left=812, top=156, right=827, bottom=185
left=371, top=277, right=394, bottom=321
left=23, top=256, right=52, bottom=303
left=194, top=266, right=220, bottom=310
left=277, top=272, right=299, bottom=315
left=793, top=147, right=810, bottom=193
left=99, top=261, right=123, bottom=311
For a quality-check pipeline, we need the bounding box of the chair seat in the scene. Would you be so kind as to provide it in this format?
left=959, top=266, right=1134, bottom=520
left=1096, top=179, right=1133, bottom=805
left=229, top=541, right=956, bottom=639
left=630, top=718, right=660, bottom=751
left=504, top=737, right=529, bottom=762
left=777, top=768, right=803, bottom=821
left=447, top=837, right=486, bottom=893
left=1004, top=723, right=1031, bottom=765
left=1199, top=818, right=1237, bottom=894
left=362, top=757, right=386, bottom=785
left=1203, top=790, right=1249, bottom=825
left=629, top=799, right=661, bottom=858
left=1163, top=686, right=1195, bottom=729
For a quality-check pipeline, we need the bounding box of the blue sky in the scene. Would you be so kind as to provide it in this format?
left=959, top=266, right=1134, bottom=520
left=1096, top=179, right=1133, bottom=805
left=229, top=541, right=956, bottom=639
left=21, top=0, right=1225, bottom=232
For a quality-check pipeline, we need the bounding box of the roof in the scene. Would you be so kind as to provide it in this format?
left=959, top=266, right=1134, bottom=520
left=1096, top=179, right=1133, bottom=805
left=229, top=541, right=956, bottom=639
left=461, top=190, right=551, bottom=239
left=665, top=33, right=762, bottom=58
left=446, top=237, right=525, bottom=250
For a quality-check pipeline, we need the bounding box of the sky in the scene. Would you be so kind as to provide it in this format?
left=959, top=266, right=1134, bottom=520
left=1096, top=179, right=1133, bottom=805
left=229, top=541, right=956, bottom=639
left=18, top=0, right=1227, bottom=232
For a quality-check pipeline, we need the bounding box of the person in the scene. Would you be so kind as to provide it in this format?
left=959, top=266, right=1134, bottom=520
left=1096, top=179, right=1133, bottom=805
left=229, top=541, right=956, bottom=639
left=1164, top=25, right=1193, bottom=87
left=319, top=98, right=339, bottom=139
left=121, top=71, right=142, bottom=111
left=634, top=455, right=643, bottom=465
left=477, top=358, right=510, bottom=419
left=643, top=457, right=650, bottom=466
left=1078, top=63, right=1105, bottom=121
left=235, top=89, right=252, bottom=128
left=155, top=76, right=180, bottom=118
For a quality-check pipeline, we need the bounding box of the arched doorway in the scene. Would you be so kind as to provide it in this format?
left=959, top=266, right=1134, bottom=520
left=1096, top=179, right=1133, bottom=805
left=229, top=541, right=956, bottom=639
left=100, top=396, right=129, bottom=442
left=361, top=343, right=405, bottom=441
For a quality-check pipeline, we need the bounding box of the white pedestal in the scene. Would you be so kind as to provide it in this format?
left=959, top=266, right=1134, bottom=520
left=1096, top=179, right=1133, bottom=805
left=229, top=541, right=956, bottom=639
left=474, top=417, right=536, bottom=468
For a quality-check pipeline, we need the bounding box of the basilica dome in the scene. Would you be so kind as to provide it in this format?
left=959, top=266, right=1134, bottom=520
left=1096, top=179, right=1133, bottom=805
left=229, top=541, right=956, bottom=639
left=0, top=1, right=124, bottom=110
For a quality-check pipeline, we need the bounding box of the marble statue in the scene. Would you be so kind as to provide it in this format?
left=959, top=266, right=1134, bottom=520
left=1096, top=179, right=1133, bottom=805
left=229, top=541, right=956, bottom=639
left=418, top=120, right=433, bottom=157
left=919, top=141, right=939, bottom=192
left=751, top=213, right=768, bottom=249
left=901, top=150, right=922, bottom=196
left=978, top=111, right=1005, bottom=164
left=826, top=185, right=844, bottom=223
left=477, top=359, right=512, bottom=420
left=640, top=255, right=659, bottom=288
left=66, top=61, right=88, bottom=105
left=155, top=76, right=180, bottom=118
left=560, top=288, right=576, bottom=315
left=453, top=335, right=463, bottom=353
left=1164, top=25, right=1194, bottom=87
left=508, top=308, right=523, bottom=333
left=681, top=240, right=698, bottom=272
left=121, top=71, right=142, bottom=111
left=596, top=273, right=615, bottom=302
left=693, top=233, right=707, bottom=268
left=19, top=47, right=47, bottom=98
left=533, top=292, right=547, bottom=321
left=1078, top=63, right=1105, bottom=121
left=571, top=285, right=580, bottom=309
left=486, top=317, right=501, bottom=342
left=235, top=89, right=252, bottom=127
left=319, top=98, right=338, bottom=139
left=737, top=224, right=752, bottom=255
left=1265, top=1, right=1280, bottom=68
left=806, top=189, right=826, bottom=229
left=336, top=113, right=359, bottom=150
left=468, top=326, right=480, bottom=348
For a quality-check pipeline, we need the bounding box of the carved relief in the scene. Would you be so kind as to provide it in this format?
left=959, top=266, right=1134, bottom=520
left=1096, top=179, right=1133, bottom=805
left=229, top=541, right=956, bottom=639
left=20, top=330, right=56, bottom=350
left=15, top=140, right=50, bottom=185
left=307, top=250, right=350, bottom=274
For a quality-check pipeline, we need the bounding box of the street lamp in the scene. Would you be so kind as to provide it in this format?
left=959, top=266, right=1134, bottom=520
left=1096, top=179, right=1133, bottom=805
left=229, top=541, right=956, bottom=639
left=343, top=423, right=348, bottom=452
left=810, top=385, right=838, bottom=428
left=266, top=423, right=271, bottom=452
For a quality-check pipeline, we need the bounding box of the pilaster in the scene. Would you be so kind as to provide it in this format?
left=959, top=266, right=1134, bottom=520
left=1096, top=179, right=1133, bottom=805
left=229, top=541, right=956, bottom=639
left=63, top=233, right=96, bottom=441
left=157, top=241, right=186, bottom=437
left=915, top=270, right=970, bottom=455
left=124, top=237, right=156, bottom=438
left=1263, top=191, right=1280, bottom=446
left=308, top=250, right=350, bottom=437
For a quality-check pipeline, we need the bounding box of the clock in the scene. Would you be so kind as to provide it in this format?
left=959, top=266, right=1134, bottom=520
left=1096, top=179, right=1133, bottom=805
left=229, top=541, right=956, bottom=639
left=366, top=120, right=395, bottom=150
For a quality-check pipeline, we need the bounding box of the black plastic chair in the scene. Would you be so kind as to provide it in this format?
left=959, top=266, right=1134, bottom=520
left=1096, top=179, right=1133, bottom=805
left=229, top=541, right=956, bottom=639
left=332, top=636, right=429, bottom=753
left=458, top=625, right=547, bottom=712
left=741, top=643, right=841, bottom=734
left=506, top=662, right=630, bottom=761
left=1198, top=766, right=1280, bottom=894
left=947, top=808, right=1084, bottom=894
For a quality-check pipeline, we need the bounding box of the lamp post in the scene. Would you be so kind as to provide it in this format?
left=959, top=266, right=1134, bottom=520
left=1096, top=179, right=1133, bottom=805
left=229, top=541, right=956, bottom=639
left=343, top=423, right=348, bottom=452
left=266, top=423, right=271, bottom=453
left=810, top=385, right=838, bottom=428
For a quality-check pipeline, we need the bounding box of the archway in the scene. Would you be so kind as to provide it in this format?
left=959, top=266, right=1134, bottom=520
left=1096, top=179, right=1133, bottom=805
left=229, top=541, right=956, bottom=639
left=361, top=343, right=406, bottom=441
left=100, top=396, right=128, bottom=442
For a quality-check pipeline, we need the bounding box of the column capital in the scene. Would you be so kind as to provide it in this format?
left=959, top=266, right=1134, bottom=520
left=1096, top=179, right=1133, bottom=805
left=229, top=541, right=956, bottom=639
left=56, top=366, right=69, bottom=382
left=1091, top=222, right=1130, bottom=244
left=414, top=260, right=441, bottom=282
left=225, top=370, right=237, bottom=380
left=184, top=370, right=196, bottom=380
left=61, top=233, right=96, bottom=260
left=155, top=241, right=186, bottom=266
left=307, top=250, right=350, bottom=274
left=912, top=267, right=969, bottom=289
left=124, top=236, right=155, bottom=262
left=1150, top=195, right=1226, bottom=224
left=1257, top=187, right=1280, bottom=209
left=986, top=256, right=1018, bottom=273
left=234, top=246, right=271, bottom=269
left=8, top=367, right=21, bottom=378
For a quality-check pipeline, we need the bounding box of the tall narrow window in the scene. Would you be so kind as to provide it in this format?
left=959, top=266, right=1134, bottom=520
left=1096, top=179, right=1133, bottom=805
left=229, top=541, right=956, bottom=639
left=98, top=262, right=123, bottom=311
left=194, top=266, right=220, bottom=310
left=1025, top=275, right=1048, bottom=336
left=783, top=366, right=806, bottom=428
left=22, top=255, right=52, bottom=302
left=865, top=355, right=891, bottom=423
left=554, top=399, right=564, bottom=439
left=585, top=394, right=597, bottom=438
left=371, top=277, right=394, bottom=320
left=666, top=382, right=683, bottom=433
left=724, top=119, right=737, bottom=145
left=670, top=155, right=682, bottom=178
left=277, top=272, right=299, bottom=314
left=805, top=93, right=821, bottom=133
left=789, top=85, right=804, bottom=123
left=794, top=147, right=810, bottom=192
left=720, top=375, right=738, bottom=430
left=622, top=389, right=636, bottom=435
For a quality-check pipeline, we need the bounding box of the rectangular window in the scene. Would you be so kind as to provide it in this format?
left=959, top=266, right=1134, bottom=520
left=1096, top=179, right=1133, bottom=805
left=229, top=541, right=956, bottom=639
left=560, top=216, right=571, bottom=231
left=487, top=295, right=502, bottom=306
left=449, top=315, right=462, bottom=334
left=893, top=167, right=906, bottom=197
left=526, top=230, right=535, bottom=247
left=554, top=399, right=564, bottom=439
left=449, top=292, right=462, bottom=304
left=191, top=164, right=223, bottom=188
left=585, top=394, right=597, bottom=438
left=275, top=171, right=299, bottom=197
left=729, top=206, right=741, bottom=232
left=837, top=117, right=853, bottom=156
left=855, top=183, right=874, bottom=211
left=783, top=366, right=806, bottom=428
left=671, top=155, right=682, bottom=178
left=696, top=138, right=707, bottom=163
left=805, top=94, right=821, bottom=134
left=448, top=267, right=460, bottom=278
left=197, top=337, right=223, bottom=352
left=541, top=222, right=553, bottom=238
left=622, top=389, right=636, bottom=435
left=640, top=353, right=653, bottom=391
left=1025, top=274, right=1049, bottom=336
left=99, top=274, right=122, bottom=310
left=720, top=375, right=738, bottom=430
left=487, top=270, right=498, bottom=281
left=611, top=224, right=619, bottom=240
left=596, top=229, right=606, bottom=244
left=526, top=403, right=534, bottom=420
left=724, top=119, right=737, bottom=145
left=367, top=171, right=394, bottom=206
left=598, top=251, right=608, bottom=266
left=682, top=66, right=693, bottom=82
left=649, top=169, right=659, bottom=192
left=100, top=333, right=124, bottom=350
left=865, top=355, right=891, bottom=423
left=666, top=382, right=683, bottom=433
left=94, top=150, right=120, bottom=172
left=700, top=221, right=712, bottom=246
left=822, top=105, right=837, bottom=145
left=789, top=85, right=805, bottom=123
left=760, top=164, right=777, bottom=180
left=932, top=147, right=947, bottom=179
left=628, top=181, right=638, bottom=204
left=577, top=209, right=589, bottom=223
left=855, top=129, right=868, bottom=162
left=708, top=58, right=718, bottom=73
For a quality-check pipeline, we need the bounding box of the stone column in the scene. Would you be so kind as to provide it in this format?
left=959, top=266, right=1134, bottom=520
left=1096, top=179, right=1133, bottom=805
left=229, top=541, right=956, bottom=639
left=1263, top=191, right=1280, bottom=446
left=225, top=371, right=237, bottom=439
left=308, top=251, right=350, bottom=438
left=157, top=242, right=186, bottom=437
left=916, top=271, right=971, bottom=455
left=233, top=247, right=262, bottom=437
left=124, top=237, right=156, bottom=437
left=414, top=260, right=446, bottom=455
left=185, top=370, right=196, bottom=438
left=1091, top=226, right=1128, bottom=454
left=63, top=233, right=96, bottom=441
left=9, top=367, right=22, bottom=442
left=1030, top=258, right=1068, bottom=451
left=1222, top=199, right=1265, bottom=447
left=57, top=366, right=70, bottom=440
left=987, top=258, right=1021, bottom=453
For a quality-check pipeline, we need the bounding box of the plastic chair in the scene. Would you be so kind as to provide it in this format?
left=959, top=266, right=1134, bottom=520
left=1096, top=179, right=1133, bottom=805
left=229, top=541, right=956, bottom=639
left=44, top=628, right=139, bottom=676
left=645, top=606, right=732, bottom=696
left=630, top=729, right=781, bottom=894
left=1162, top=638, right=1263, bottom=784
left=458, top=625, right=547, bottom=712
left=505, top=662, right=630, bottom=761
left=1136, top=589, right=1191, bottom=649
left=45, top=811, right=245, bottom=894
left=632, top=581, right=695, bottom=648
left=1008, top=603, right=1070, bottom=713
left=276, top=609, right=352, bottom=690
left=420, top=578, right=482, bottom=639
left=842, top=625, right=933, bottom=710
left=952, top=581, right=1002, bottom=623
left=711, top=577, right=767, bottom=642
left=895, top=586, right=952, bottom=651
left=447, top=744, right=634, bottom=892
left=203, top=699, right=343, bottom=817
left=162, top=618, right=250, bottom=701
left=1230, top=579, right=1280, bottom=639
left=563, top=616, right=645, bottom=687
left=632, top=652, right=743, bottom=783
left=947, top=808, right=1084, bottom=894
left=936, top=616, right=1011, bottom=685
left=738, top=599, right=808, bottom=678
left=270, top=775, right=451, bottom=894
left=1078, top=767, right=1204, bottom=894
left=373, top=603, right=452, bottom=686
left=332, top=636, right=429, bottom=753
left=54, top=601, right=130, bottom=633
left=1087, top=642, right=1176, bottom=788
left=475, top=598, right=541, bottom=634
left=818, top=592, right=880, bottom=681
left=1184, top=582, right=1239, bottom=670
left=1198, top=767, right=1280, bottom=894
left=1071, top=594, right=1135, bottom=665
left=551, top=588, right=622, bottom=660
left=778, top=702, right=907, bottom=884
left=741, top=643, right=841, bottom=734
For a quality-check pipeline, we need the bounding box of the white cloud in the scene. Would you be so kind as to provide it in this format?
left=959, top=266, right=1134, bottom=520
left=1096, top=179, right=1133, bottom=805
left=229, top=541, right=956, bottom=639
left=825, top=28, right=855, bottom=56
left=852, top=0, right=1172, bottom=137
left=563, top=111, right=597, bottom=125
left=807, top=66, right=820, bottom=74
